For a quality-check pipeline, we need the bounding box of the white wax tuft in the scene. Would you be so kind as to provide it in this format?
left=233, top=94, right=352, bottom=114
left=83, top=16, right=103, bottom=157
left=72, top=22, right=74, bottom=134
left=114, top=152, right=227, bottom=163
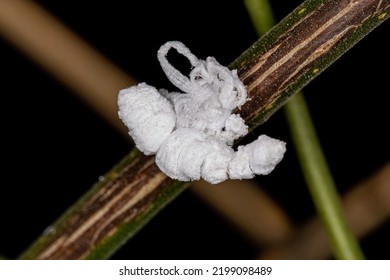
left=118, top=41, right=286, bottom=184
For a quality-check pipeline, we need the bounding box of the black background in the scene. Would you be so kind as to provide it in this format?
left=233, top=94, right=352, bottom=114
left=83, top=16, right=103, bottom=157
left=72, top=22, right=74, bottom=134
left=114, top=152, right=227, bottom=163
left=0, top=1, right=389, bottom=259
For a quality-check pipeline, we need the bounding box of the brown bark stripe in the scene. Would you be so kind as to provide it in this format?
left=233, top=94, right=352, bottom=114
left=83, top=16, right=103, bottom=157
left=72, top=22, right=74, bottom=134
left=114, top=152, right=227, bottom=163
left=36, top=154, right=171, bottom=259
left=237, top=0, right=390, bottom=123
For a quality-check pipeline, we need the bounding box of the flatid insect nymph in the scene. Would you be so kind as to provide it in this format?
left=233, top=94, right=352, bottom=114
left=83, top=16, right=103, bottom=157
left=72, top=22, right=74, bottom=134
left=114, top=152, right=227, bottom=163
left=118, top=41, right=286, bottom=184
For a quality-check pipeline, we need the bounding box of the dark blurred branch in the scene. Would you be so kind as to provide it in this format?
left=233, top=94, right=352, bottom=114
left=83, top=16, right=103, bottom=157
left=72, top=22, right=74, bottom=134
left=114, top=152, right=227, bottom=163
left=194, top=180, right=294, bottom=246
left=260, top=163, right=390, bottom=259
left=0, top=0, right=134, bottom=133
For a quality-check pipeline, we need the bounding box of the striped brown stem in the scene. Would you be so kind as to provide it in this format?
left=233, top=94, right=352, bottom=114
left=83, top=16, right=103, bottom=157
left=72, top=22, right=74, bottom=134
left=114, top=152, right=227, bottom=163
left=21, top=149, right=187, bottom=259
left=20, top=0, right=389, bottom=259
left=233, top=0, right=389, bottom=128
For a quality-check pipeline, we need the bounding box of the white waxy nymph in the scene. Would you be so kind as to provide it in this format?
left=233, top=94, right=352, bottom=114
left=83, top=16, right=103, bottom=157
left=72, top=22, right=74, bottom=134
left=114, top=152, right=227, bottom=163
left=118, top=41, right=286, bottom=184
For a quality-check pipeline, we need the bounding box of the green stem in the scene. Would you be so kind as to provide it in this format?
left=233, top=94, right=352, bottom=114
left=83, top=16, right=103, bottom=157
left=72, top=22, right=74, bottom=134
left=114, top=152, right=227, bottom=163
left=244, top=0, right=275, bottom=34
left=244, top=0, right=365, bottom=260
left=284, top=94, right=364, bottom=259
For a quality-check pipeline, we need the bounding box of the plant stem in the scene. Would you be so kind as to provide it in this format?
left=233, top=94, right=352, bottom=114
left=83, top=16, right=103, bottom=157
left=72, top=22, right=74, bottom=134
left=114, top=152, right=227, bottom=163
left=20, top=149, right=188, bottom=259
left=232, top=0, right=390, bottom=129
left=244, top=0, right=365, bottom=260
left=259, top=163, right=390, bottom=260
left=284, top=94, right=364, bottom=259
left=20, top=0, right=389, bottom=259
left=244, top=0, right=275, bottom=34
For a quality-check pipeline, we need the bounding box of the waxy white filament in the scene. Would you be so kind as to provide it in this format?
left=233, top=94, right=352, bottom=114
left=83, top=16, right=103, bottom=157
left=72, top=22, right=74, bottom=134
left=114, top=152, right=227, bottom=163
left=118, top=41, right=286, bottom=184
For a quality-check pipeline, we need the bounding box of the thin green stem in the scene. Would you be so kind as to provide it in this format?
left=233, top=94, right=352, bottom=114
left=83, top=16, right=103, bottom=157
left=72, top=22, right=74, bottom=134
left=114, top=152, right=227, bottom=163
left=244, top=0, right=275, bottom=34
left=244, top=0, right=364, bottom=259
left=284, top=94, right=364, bottom=259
